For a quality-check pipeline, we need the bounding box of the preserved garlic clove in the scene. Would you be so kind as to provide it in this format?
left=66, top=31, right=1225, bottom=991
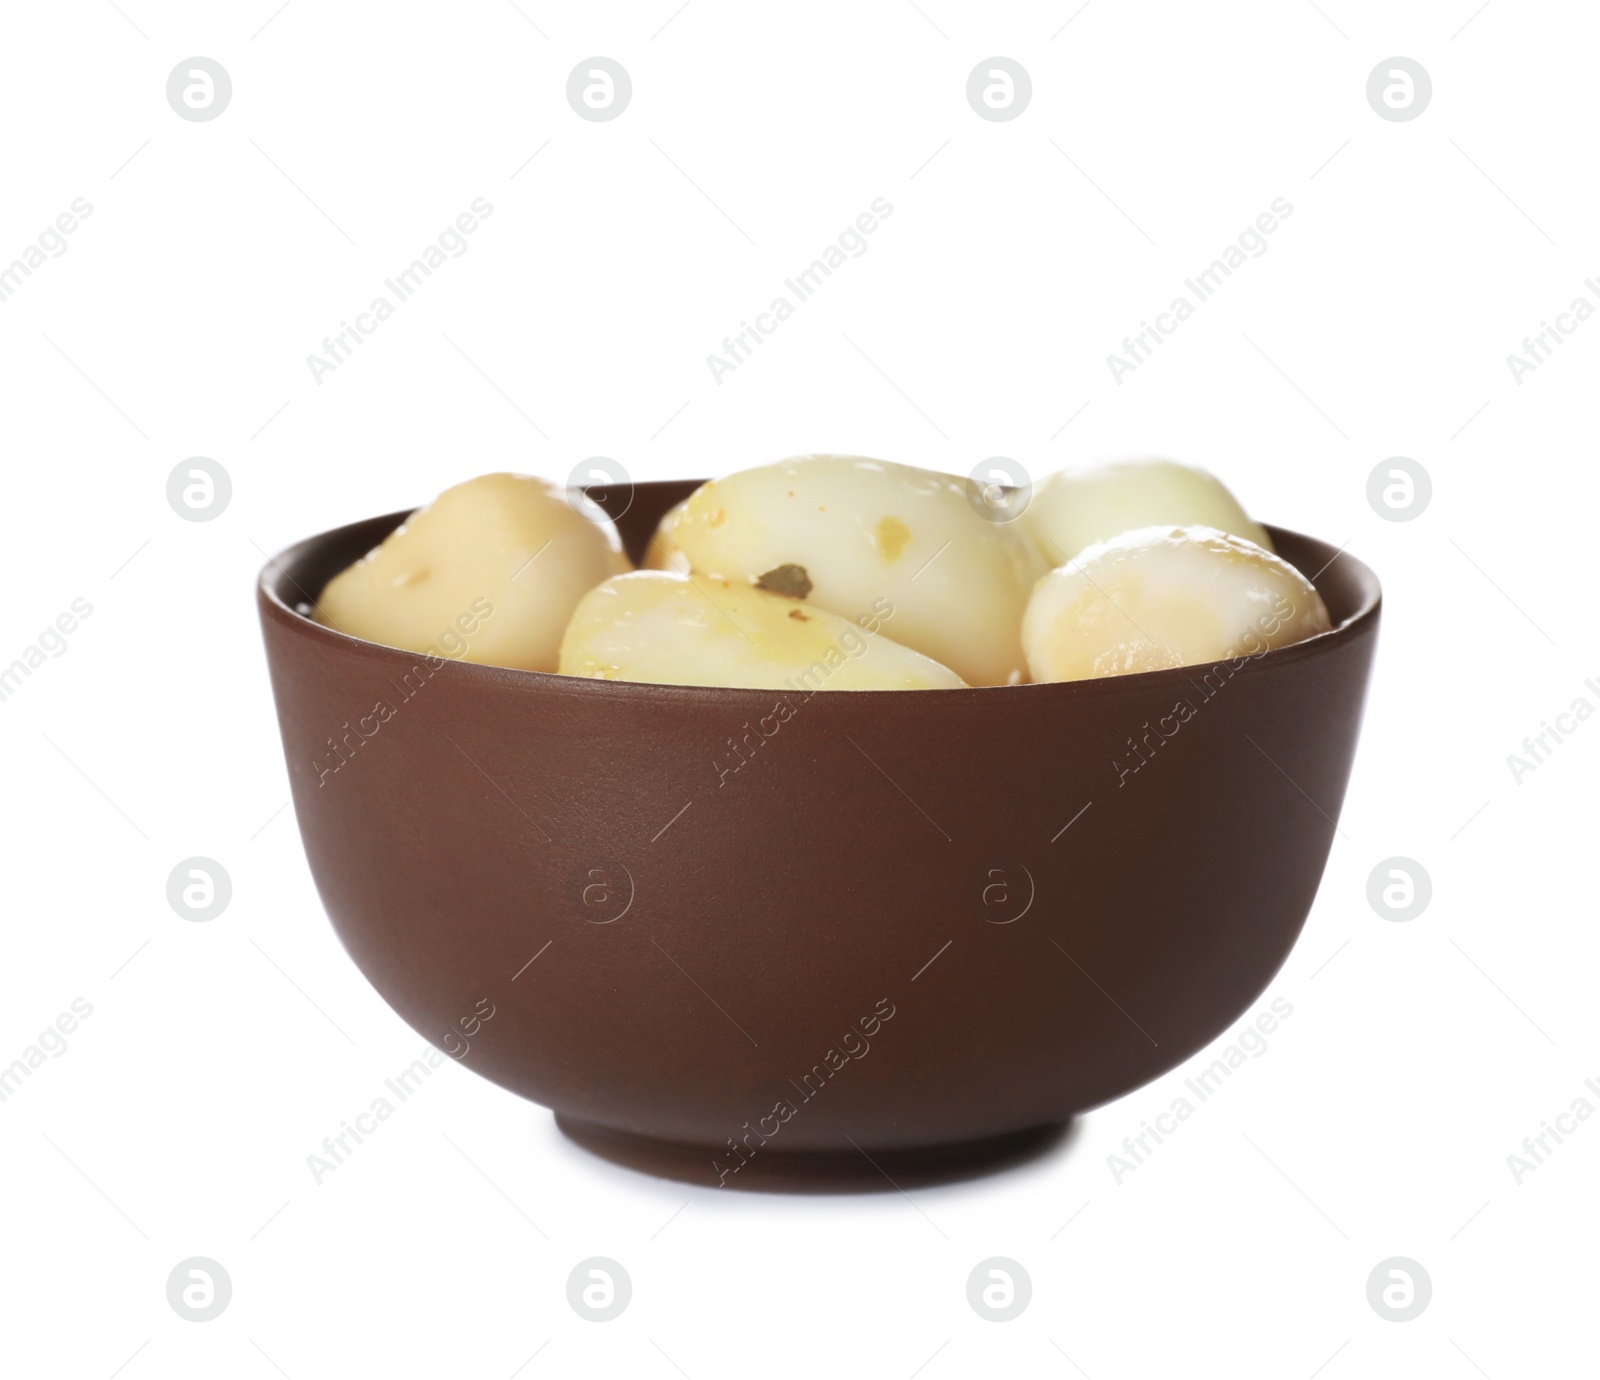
left=642, top=497, right=691, bottom=573
left=1022, top=525, right=1330, bottom=682
left=1024, top=457, right=1272, bottom=565
left=315, top=472, right=630, bottom=670
left=559, top=570, right=967, bottom=690
left=650, top=455, right=1043, bottom=686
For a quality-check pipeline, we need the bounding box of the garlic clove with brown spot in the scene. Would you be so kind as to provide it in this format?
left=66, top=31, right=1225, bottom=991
left=648, top=455, right=1044, bottom=686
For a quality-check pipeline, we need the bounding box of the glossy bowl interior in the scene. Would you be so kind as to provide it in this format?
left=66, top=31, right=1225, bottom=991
left=257, top=480, right=1380, bottom=1191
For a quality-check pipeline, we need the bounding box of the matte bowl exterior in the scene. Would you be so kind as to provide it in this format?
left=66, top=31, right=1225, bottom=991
left=257, top=480, right=1380, bottom=1189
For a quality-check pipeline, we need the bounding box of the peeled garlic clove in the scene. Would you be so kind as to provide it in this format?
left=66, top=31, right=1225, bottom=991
left=315, top=472, right=630, bottom=670
left=1022, top=525, right=1330, bottom=682
left=653, top=455, right=1044, bottom=686
left=559, top=570, right=967, bottom=690
left=642, top=498, right=691, bottom=573
left=1024, top=457, right=1272, bottom=565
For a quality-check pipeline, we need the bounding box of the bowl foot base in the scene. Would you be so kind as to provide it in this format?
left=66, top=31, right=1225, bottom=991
left=555, top=1114, right=1075, bottom=1193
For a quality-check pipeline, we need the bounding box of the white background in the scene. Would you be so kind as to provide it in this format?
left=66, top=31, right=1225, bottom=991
left=2, top=0, right=1596, bottom=1375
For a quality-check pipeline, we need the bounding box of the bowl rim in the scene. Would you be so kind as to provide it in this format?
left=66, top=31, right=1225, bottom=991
left=257, top=498, right=1382, bottom=707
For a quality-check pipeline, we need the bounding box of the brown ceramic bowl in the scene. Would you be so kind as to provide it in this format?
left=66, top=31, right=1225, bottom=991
left=258, top=480, right=1380, bottom=1191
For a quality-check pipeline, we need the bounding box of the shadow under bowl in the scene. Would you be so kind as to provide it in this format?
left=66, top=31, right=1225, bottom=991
left=257, top=480, right=1380, bottom=1192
